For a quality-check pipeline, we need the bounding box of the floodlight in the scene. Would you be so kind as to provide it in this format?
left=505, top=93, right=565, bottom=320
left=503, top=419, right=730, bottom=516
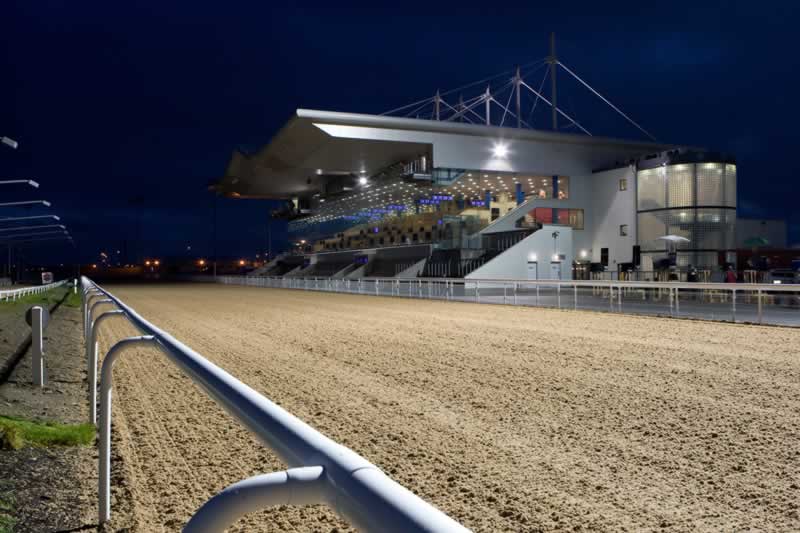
left=492, top=143, right=509, bottom=158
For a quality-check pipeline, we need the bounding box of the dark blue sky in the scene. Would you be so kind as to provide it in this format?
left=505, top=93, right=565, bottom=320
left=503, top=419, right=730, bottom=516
left=2, top=1, right=798, bottom=264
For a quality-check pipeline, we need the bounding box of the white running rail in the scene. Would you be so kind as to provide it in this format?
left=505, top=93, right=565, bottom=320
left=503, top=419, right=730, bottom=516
left=81, top=277, right=469, bottom=533
left=0, top=279, right=67, bottom=301
left=212, top=275, right=800, bottom=327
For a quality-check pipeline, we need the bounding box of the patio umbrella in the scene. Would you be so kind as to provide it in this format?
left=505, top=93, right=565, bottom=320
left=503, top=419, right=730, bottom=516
left=656, top=235, right=691, bottom=244
left=743, top=236, right=770, bottom=248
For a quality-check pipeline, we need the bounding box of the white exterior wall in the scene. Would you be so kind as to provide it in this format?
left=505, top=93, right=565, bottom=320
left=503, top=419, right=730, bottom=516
left=589, top=166, right=637, bottom=268
left=466, top=225, right=574, bottom=281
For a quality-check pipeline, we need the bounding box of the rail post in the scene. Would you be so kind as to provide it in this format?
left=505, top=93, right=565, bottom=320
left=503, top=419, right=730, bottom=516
left=732, top=289, right=736, bottom=322
left=184, top=467, right=327, bottom=532
left=573, top=284, right=577, bottom=310
left=98, top=335, right=157, bottom=524
left=31, top=306, right=45, bottom=387
left=513, top=283, right=517, bottom=305
left=86, top=307, right=124, bottom=424
left=757, top=289, right=763, bottom=324
left=557, top=283, right=561, bottom=309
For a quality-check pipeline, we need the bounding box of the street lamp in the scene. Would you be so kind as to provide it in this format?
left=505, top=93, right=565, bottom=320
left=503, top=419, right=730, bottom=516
left=0, top=230, right=70, bottom=241
left=0, top=224, right=65, bottom=233
left=0, top=200, right=51, bottom=208
left=1, top=137, right=17, bottom=150
left=0, top=179, right=39, bottom=188
left=0, top=215, right=60, bottom=224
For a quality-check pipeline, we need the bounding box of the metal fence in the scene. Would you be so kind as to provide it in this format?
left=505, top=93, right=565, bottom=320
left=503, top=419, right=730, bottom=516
left=81, top=276, right=468, bottom=532
left=213, top=275, right=800, bottom=328
left=0, top=279, right=67, bottom=301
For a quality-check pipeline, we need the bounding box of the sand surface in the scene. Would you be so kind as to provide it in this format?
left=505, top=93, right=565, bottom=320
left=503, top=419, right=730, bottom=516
left=93, top=284, right=799, bottom=532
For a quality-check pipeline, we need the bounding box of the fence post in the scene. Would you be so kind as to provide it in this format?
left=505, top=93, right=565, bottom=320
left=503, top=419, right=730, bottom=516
left=557, top=284, right=561, bottom=309
left=98, top=336, right=157, bottom=525
left=573, top=284, right=577, bottom=310
left=757, top=289, right=763, bottom=324
left=675, top=287, right=679, bottom=315
left=31, top=306, right=45, bottom=387
left=732, top=289, right=736, bottom=322
left=475, top=281, right=479, bottom=303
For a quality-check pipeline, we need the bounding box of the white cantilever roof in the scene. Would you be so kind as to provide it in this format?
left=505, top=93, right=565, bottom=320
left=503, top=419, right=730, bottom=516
left=215, top=108, right=681, bottom=199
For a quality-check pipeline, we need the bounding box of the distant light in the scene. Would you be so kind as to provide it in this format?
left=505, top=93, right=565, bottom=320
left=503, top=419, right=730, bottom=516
left=360, top=169, right=367, bottom=174
left=492, top=143, right=509, bottom=158
left=198, top=259, right=206, bottom=266
left=359, top=176, right=368, bottom=186
left=153, top=260, right=160, bottom=266
left=552, top=254, right=559, bottom=261
left=239, top=259, right=245, bottom=266
left=528, top=253, right=537, bottom=262
left=773, top=279, right=782, bottom=284
left=316, top=169, right=323, bottom=175
left=580, top=250, right=588, bottom=258
left=300, top=239, right=306, bottom=244
left=91, top=264, right=97, bottom=269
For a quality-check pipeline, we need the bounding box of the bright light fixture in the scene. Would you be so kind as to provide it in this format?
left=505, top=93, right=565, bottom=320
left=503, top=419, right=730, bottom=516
left=358, top=176, right=368, bottom=186
left=552, top=254, right=559, bottom=261
left=492, top=143, right=509, bottom=158
left=580, top=250, right=588, bottom=258
left=528, top=253, right=537, bottom=262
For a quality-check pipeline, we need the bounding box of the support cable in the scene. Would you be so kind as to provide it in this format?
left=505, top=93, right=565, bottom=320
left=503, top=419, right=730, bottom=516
left=519, top=80, right=591, bottom=136
left=557, top=61, right=656, bottom=141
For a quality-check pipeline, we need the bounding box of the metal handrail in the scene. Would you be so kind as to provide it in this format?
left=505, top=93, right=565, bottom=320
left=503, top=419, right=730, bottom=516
left=226, top=274, right=800, bottom=293
left=81, top=277, right=468, bottom=532
left=213, top=274, right=800, bottom=327
left=0, top=279, right=67, bottom=301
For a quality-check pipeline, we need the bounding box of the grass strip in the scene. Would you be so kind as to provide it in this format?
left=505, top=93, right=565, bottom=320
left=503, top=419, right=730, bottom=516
left=0, top=415, right=94, bottom=450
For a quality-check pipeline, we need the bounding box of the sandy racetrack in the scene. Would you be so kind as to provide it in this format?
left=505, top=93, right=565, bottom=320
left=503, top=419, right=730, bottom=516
left=94, top=284, right=799, bottom=532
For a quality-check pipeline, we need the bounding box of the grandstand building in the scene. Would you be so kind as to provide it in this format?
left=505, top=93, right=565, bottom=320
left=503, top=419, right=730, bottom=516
left=215, top=50, right=738, bottom=281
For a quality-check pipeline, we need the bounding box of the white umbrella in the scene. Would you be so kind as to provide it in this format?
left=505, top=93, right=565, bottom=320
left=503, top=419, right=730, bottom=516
left=656, top=235, right=690, bottom=243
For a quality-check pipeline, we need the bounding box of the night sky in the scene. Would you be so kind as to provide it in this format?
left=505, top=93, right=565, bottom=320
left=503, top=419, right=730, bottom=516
left=2, top=1, right=799, bottom=265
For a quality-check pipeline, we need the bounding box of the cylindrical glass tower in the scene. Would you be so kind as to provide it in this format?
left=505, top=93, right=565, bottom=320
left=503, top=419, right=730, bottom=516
left=636, top=155, right=736, bottom=268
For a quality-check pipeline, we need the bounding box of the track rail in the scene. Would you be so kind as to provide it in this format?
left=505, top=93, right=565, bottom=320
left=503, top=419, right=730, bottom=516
left=212, top=275, right=800, bottom=327
left=81, top=276, right=468, bottom=532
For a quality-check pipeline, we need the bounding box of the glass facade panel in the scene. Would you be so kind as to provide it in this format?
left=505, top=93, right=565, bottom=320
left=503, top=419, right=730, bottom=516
left=666, top=164, right=693, bottom=207
left=696, top=162, right=724, bottom=205
left=695, top=208, right=736, bottom=250
left=637, top=168, right=665, bottom=210
left=637, top=211, right=667, bottom=251
left=724, top=164, right=737, bottom=207
left=556, top=176, right=569, bottom=199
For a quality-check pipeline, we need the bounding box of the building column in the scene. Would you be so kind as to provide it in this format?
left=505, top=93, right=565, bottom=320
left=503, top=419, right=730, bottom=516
left=552, top=176, right=559, bottom=222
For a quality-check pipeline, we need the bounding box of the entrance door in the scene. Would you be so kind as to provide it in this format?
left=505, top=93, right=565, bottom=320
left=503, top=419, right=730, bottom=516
left=526, top=261, right=539, bottom=280
left=550, top=261, right=562, bottom=280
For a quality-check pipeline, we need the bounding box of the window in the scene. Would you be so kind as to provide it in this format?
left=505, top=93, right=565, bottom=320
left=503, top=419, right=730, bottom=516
left=620, top=224, right=629, bottom=236
left=619, top=178, right=627, bottom=191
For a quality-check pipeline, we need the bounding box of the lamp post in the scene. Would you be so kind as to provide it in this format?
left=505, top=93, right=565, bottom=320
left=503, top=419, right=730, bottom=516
left=0, top=224, right=65, bottom=234
left=0, top=215, right=60, bottom=224
left=0, top=180, right=38, bottom=188
left=0, top=200, right=51, bottom=208
left=1, top=137, right=17, bottom=150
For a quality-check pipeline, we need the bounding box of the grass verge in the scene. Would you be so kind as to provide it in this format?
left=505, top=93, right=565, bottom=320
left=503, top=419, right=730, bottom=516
left=0, top=286, right=68, bottom=311
left=61, top=288, right=82, bottom=308
left=0, top=415, right=94, bottom=450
